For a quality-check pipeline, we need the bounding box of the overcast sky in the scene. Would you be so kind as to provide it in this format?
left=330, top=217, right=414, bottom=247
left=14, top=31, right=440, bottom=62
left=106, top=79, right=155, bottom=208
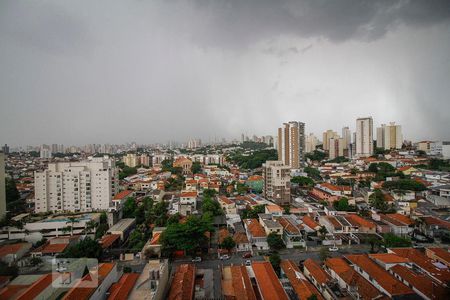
left=1, top=0, right=450, bottom=146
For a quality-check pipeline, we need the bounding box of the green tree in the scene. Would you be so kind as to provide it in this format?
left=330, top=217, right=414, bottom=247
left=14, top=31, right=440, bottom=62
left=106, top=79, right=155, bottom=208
left=319, top=247, right=330, bottom=262
left=304, top=167, right=321, bottom=180
left=333, top=197, right=349, bottom=211
left=307, top=295, right=318, bottom=300
left=269, top=252, right=281, bottom=275
left=382, top=179, right=426, bottom=192
left=123, top=197, right=137, bottom=218
left=5, top=178, right=26, bottom=213
left=267, top=233, right=285, bottom=250
left=203, top=189, right=217, bottom=198
left=291, top=176, right=314, bottom=187
left=128, top=230, right=146, bottom=250
left=0, top=261, right=18, bottom=277
left=191, top=162, right=202, bottom=174
left=119, top=166, right=137, bottom=180
left=305, top=150, right=327, bottom=162
left=60, top=237, right=103, bottom=259
left=369, top=189, right=389, bottom=212
left=202, top=197, right=223, bottom=216
left=242, top=205, right=266, bottom=219
left=383, top=233, right=412, bottom=248
left=220, top=236, right=236, bottom=251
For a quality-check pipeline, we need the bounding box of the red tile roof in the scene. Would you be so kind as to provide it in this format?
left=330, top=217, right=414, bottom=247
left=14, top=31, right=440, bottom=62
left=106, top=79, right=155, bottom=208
left=150, top=232, right=162, bottom=245
left=345, top=214, right=376, bottom=229
left=426, top=247, right=450, bottom=264
left=302, top=216, right=320, bottom=230
left=390, top=248, right=450, bottom=284
left=33, top=242, right=68, bottom=254
left=385, top=213, right=414, bottom=226
left=390, top=264, right=448, bottom=299
left=421, top=216, right=450, bottom=230
left=113, top=190, right=133, bottom=200
left=107, top=273, right=139, bottom=300
left=0, top=284, right=30, bottom=299
left=223, top=265, right=257, bottom=300
left=244, top=219, right=266, bottom=238
left=180, top=191, right=197, bottom=198
left=0, top=243, right=29, bottom=257
left=368, top=253, right=409, bottom=264
left=63, top=263, right=115, bottom=300
left=303, top=259, right=330, bottom=285
left=233, top=232, right=249, bottom=244
left=16, top=273, right=57, bottom=300
left=218, top=196, right=234, bottom=205
left=280, top=260, right=323, bottom=300
left=99, top=234, right=120, bottom=249
left=345, top=254, right=414, bottom=296
left=252, top=261, right=288, bottom=300
left=168, top=264, right=196, bottom=300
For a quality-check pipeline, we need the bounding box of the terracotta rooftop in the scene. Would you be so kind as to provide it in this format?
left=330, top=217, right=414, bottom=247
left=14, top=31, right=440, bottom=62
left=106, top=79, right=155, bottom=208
left=233, top=232, right=249, bottom=244
left=302, top=216, right=320, bottom=230
left=345, top=254, right=414, bottom=296
left=278, top=217, right=302, bottom=235
left=168, top=264, right=196, bottom=300
left=218, top=228, right=230, bottom=244
left=344, top=214, right=376, bottom=229
left=244, top=219, right=266, bottom=238
left=16, top=273, right=57, bottom=300
left=390, top=264, right=448, bottom=299
left=266, top=204, right=283, bottom=213
left=63, top=263, right=115, bottom=300
left=0, top=284, right=31, bottom=299
left=180, top=191, right=197, bottom=198
left=421, top=216, right=450, bottom=230
left=385, top=213, right=414, bottom=226
left=99, top=234, right=120, bottom=249
left=368, top=253, right=409, bottom=264
left=107, top=273, right=139, bottom=300
left=33, top=242, right=68, bottom=254
left=218, top=196, right=234, bottom=205
left=280, top=260, right=323, bottom=300
left=390, top=248, right=450, bottom=284
left=113, top=190, right=133, bottom=200
left=252, top=261, right=288, bottom=300
left=222, top=265, right=257, bottom=300
left=150, top=232, right=162, bottom=245
left=303, top=259, right=330, bottom=285
left=426, top=247, right=450, bottom=264
left=0, top=243, right=29, bottom=257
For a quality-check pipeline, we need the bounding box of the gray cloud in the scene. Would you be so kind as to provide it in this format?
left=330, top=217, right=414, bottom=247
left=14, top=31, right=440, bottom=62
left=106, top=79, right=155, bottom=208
left=0, top=0, right=449, bottom=146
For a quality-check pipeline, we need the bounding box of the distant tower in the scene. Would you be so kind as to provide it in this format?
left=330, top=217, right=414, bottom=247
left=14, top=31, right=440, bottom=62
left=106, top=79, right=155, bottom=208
left=356, top=117, right=374, bottom=157
left=277, top=121, right=305, bottom=168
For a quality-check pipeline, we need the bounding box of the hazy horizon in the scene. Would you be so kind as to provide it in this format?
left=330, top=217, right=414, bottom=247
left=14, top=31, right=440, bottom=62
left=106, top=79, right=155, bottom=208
left=1, top=0, right=450, bottom=146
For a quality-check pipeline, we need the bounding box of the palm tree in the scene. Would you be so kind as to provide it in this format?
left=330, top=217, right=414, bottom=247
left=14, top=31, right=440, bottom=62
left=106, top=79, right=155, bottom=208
left=85, top=220, right=97, bottom=235
left=66, top=217, right=77, bottom=236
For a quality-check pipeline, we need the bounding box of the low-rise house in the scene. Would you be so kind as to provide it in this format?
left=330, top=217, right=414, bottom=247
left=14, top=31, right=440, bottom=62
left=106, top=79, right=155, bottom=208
left=390, top=264, right=448, bottom=300
left=233, top=232, right=251, bottom=252
left=324, top=257, right=385, bottom=300
left=31, top=236, right=81, bottom=258
left=310, top=183, right=351, bottom=204
left=167, top=264, right=195, bottom=300
left=107, top=273, right=139, bottom=300
left=252, top=261, right=289, bottom=300
left=217, top=196, right=237, bottom=215
left=427, top=185, right=450, bottom=208
left=112, top=190, right=134, bottom=211
left=265, top=204, right=283, bottom=217
left=179, top=191, right=197, bottom=206
left=280, top=260, right=323, bottom=300
left=99, top=234, right=121, bottom=250
left=389, top=247, right=450, bottom=286
left=260, top=218, right=283, bottom=236
left=301, top=215, right=321, bottom=233
left=107, top=218, right=136, bottom=241
left=221, top=265, right=256, bottom=300
left=128, top=259, right=169, bottom=300
left=0, top=243, right=32, bottom=265
left=243, top=219, right=268, bottom=251
left=419, top=216, right=450, bottom=239
left=141, top=227, right=166, bottom=258
left=278, top=217, right=305, bottom=248
left=63, top=262, right=119, bottom=300
left=303, top=259, right=332, bottom=298
left=344, top=254, right=415, bottom=298
left=368, top=253, right=409, bottom=270
left=425, top=247, right=450, bottom=267
left=378, top=213, right=414, bottom=236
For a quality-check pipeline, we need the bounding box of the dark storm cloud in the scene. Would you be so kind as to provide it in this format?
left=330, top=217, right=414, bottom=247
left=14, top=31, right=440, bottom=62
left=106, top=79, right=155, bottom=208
left=0, top=0, right=449, bottom=146
left=188, top=0, right=450, bottom=47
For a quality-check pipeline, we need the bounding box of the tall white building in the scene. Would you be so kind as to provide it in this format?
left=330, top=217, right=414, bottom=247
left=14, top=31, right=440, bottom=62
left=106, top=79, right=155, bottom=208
left=322, top=130, right=339, bottom=151
left=123, top=153, right=139, bottom=167
left=305, top=133, right=319, bottom=153
left=277, top=121, right=305, bottom=169
left=40, top=145, right=52, bottom=159
left=329, top=138, right=345, bottom=160
left=0, top=152, right=6, bottom=218
left=356, top=117, right=374, bottom=157
left=34, top=157, right=118, bottom=213
left=377, top=122, right=403, bottom=150
left=342, top=127, right=351, bottom=150
left=262, top=161, right=291, bottom=206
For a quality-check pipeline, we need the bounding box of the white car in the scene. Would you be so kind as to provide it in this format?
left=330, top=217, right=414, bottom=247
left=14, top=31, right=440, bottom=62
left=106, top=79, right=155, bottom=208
left=220, top=255, right=230, bottom=260
left=192, top=257, right=202, bottom=262
left=329, top=246, right=339, bottom=252
left=245, top=260, right=251, bottom=266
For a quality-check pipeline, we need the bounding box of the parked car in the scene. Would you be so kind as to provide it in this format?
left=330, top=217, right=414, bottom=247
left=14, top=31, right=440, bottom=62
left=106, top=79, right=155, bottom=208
left=242, top=252, right=252, bottom=258
left=329, top=246, right=339, bottom=252
left=192, top=257, right=202, bottom=262
left=245, top=260, right=252, bottom=266
left=220, top=254, right=230, bottom=260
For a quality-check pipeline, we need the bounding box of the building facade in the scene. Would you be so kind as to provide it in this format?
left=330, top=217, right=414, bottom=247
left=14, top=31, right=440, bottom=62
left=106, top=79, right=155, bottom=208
left=34, top=157, right=118, bottom=213
left=277, top=121, right=305, bottom=168
left=377, top=122, right=402, bottom=150
left=0, top=152, right=6, bottom=218
left=356, top=117, right=373, bottom=157
left=262, top=161, right=291, bottom=206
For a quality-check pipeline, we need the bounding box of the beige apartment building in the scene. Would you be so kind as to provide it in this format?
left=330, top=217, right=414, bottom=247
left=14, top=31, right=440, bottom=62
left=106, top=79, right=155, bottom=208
left=377, top=122, right=403, bottom=150
left=262, top=161, right=291, bottom=206
left=356, top=117, right=374, bottom=157
left=323, top=129, right=339, bottom=151
left=277, top=121, right=305, bottom=169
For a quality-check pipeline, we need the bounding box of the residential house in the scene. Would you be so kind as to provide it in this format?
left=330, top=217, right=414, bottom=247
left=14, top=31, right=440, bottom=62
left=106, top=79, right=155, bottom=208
left=243, top=219, right=268, bottom=251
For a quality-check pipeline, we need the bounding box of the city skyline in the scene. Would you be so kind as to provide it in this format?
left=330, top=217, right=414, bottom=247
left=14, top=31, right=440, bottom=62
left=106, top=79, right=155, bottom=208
left=1, top=1, right=450, bottom=145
